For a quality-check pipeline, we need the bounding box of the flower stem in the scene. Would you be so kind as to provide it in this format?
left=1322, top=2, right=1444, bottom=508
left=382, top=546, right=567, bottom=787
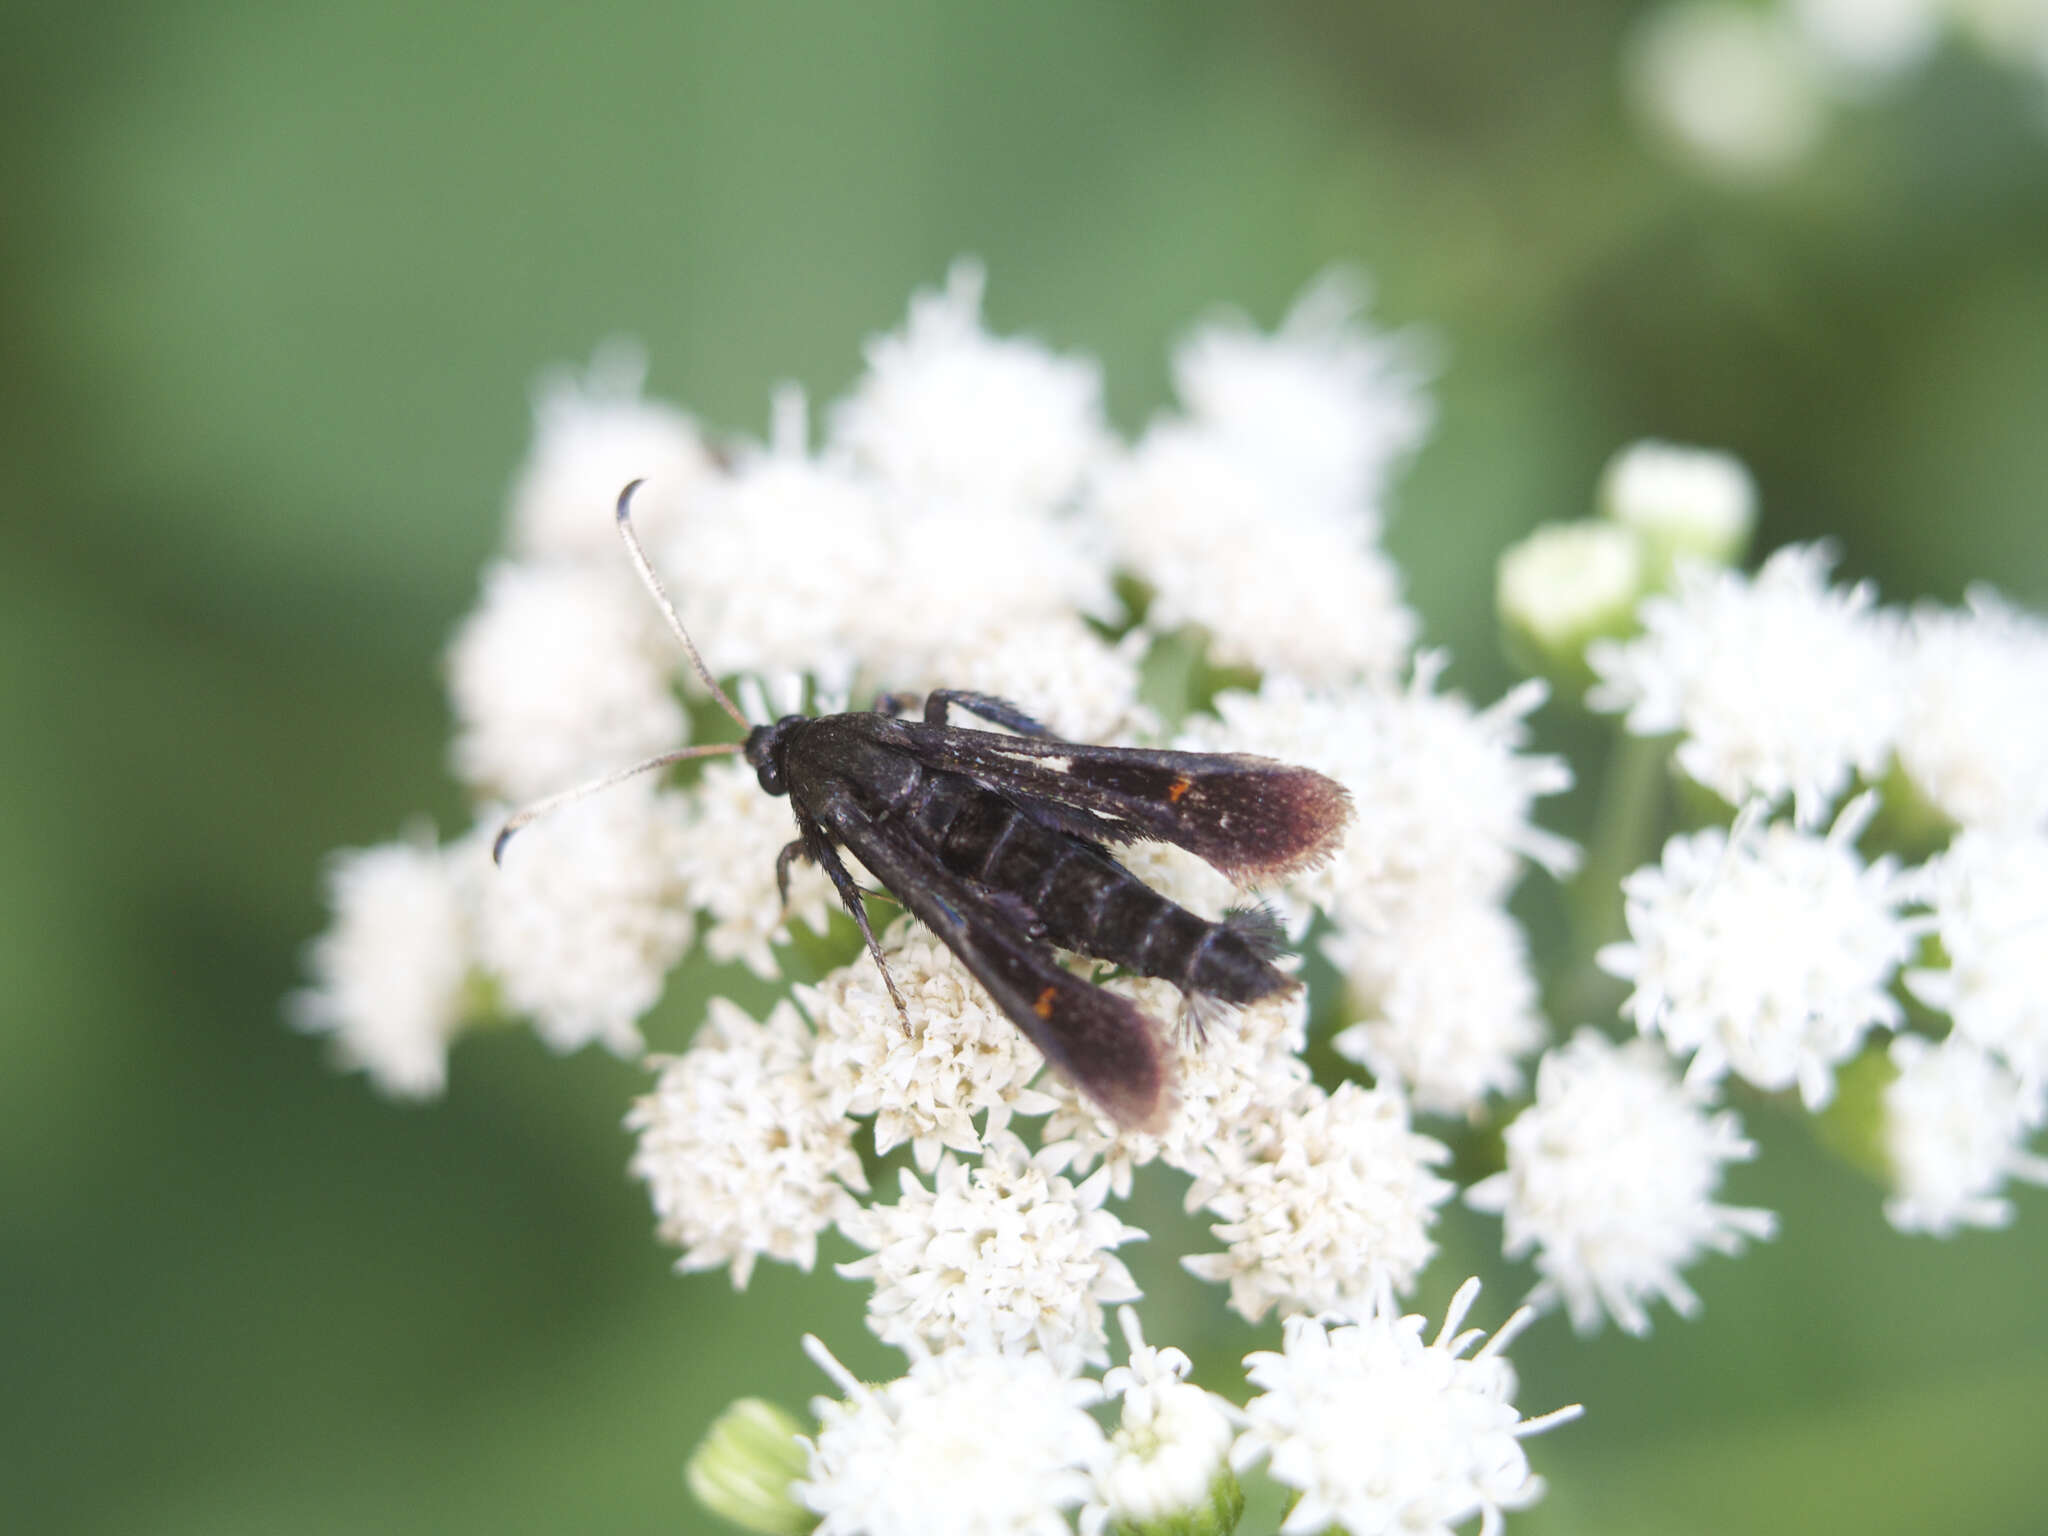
left=1551, top=728, right=1669, bottom=1027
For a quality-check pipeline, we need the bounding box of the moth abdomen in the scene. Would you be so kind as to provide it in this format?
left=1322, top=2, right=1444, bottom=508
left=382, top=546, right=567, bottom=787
left=1031, top=840, right=1293, bottom=1007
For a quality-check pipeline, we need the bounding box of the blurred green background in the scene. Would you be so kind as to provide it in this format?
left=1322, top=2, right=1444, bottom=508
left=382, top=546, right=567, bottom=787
left=5, top=2, right=2047, bottom=1532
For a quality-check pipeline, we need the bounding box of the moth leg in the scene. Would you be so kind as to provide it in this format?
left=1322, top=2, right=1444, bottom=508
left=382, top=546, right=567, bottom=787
left=774, top=839, right=810, bottom=908
left=924, top=689, right=1059, bottom=737
left=807, top=823, right=912, bottom=1030
left=870, top=691, right=923, bottom=717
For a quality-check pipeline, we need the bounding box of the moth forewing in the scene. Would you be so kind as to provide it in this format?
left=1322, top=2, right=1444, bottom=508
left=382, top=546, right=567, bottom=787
left=898, top=727, right=1353, bottom=883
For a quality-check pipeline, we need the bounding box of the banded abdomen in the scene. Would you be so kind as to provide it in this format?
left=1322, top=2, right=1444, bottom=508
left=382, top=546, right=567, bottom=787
left=902, top=769, right=1290, bottom=1005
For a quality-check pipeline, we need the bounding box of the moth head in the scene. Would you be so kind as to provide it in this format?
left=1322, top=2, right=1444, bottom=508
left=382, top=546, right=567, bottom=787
left=744, top=716, right=806, bottom=798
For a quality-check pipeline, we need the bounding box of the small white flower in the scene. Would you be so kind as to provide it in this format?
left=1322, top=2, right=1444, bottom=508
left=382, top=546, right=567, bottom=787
left=1195, top=666, right=1574, bottom=932
left=1234, top=1279, right=1581, bottom=1536
left=682, top=756, right=840, bottom=981
left=1097, top=425, right=1416, bottom=683
left=1184, top=1081, right=1453, bottom=1323
left=1328, top=897, right=1547, bottom=1119
left=1626, top=2, right=1828, bottom=180
left=1588, top=543, right=1900, bottom=825
left=1466, top=1031, right=1776, bottom=1336
left=1883, top=1033, right=2048, bottom=1236
left=660, top=391, right=889, bottom=691
left=446, top=559, right=688, bottom=802
left=1596, top=439, right=1756, bottom=570
left=291, top=832, right=474, bottom=1099
left=799, top=1336, right=1108, bottom=1536
left=1897, top=589, right=2048, bottom=833
left=506, top=340, right=712, bottom=560
left=1170, top=270, right=1431, bottom=530
left=1600, top=795, right=1915, bottom=1108
left=1906, top=829, right=2048, bottom=1089
left=838, top=1131, right=1144, bottom=1375
left=830, top=259, right=1109, bottom=514
left=476, top=782, right=693, bottom=1056
left=1084, top=1307, right=1240, bottom=1536
left=1043, top=977, right=1312, bottom=1197
left=801, top=918, right=1060, bottom=1171
left=627, top=999, right=865, bottom=1288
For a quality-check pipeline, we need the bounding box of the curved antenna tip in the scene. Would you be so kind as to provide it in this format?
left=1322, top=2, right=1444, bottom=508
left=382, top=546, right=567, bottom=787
left=615, top=479, right=646, bottom=521
left=491, top=822, right=520, bottom=866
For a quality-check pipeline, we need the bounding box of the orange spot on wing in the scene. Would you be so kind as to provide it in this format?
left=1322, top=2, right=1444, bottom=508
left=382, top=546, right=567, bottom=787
left=1166, top=775, right=1192, bottom=805
left=1033, top=986, right=1057, bottom=1018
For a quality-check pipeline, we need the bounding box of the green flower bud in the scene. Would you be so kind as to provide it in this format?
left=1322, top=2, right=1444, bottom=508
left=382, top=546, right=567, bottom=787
left=1597, top=439, right=1755, bottom=581
left=1497, top=519, right=1647, bottom=695
left=686, top=1398, right=817, bottom=1536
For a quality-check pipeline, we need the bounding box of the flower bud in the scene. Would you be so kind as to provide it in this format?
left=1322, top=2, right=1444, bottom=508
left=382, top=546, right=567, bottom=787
left=1598, top=439, right=1756, bottom=580
left=685, top=1398, right=816, bottom=1536
left=1497, top=519, right=1647, bottom=694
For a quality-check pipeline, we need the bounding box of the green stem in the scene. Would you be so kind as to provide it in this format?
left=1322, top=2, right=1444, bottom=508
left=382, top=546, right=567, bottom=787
left=1550, top=729, right=1670, bottom=1028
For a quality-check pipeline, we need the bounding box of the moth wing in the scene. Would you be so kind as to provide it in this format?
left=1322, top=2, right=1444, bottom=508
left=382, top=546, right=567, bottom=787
left=818, top=791, right=1173, bottom=1131
left=901, top=727, right=1352, bottom=884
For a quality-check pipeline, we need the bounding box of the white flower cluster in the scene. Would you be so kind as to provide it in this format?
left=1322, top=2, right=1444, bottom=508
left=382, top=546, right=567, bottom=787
left=792, top=1282, right=1574, bottom=1536
left=348, top=274, right=2048, bottom=1535
left=838, top=1132, right=1143, bottom=1374
left=1188, top=663, right=1573, bottom=1119
left=1098, top=272, right=1430, bottom=683
left=1589, top=543, right=1899, bottom=825
left=1582, top=519, right=2048, bottom=1238
left=628, top=999, right=866, bottom=1288
left=1085, top=1308, right=1240, bottom=1535
left=1235, top=1280, right=1581, bottom=1536
left=291, top=832, right=476, bottom=1099
left=1881, top=1034, right=2048, bottom=1236
left=301, top=262, right=2048, bottom=1536
left=1184, top=1080, right=1456, bottom=1324
left=1467, top=1032, right=1777, bottom=1335
left=1601, top=795, right=1913, bottom=1110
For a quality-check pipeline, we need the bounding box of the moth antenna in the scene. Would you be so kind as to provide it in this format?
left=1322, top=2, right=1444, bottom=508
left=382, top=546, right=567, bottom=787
left=614, top=479, right=751, bottom=731
left=492, top=742, right=742, bottom=865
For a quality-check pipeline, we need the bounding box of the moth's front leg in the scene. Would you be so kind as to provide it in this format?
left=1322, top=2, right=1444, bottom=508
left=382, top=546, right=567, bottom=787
left=774, top=839, right=809, bottom=908
left=804, top=803, right=912, bottom=1030
left=923, top=689, right=1058, bottom=737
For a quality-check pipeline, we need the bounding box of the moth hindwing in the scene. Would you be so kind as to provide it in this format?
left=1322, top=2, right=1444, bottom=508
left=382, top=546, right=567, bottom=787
left=744, top=688, right=1352, bottom=1130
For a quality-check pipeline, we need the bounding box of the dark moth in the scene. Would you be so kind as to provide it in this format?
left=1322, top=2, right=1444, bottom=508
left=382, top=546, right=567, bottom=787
left=496, top=483, right=1353, bottom=1131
